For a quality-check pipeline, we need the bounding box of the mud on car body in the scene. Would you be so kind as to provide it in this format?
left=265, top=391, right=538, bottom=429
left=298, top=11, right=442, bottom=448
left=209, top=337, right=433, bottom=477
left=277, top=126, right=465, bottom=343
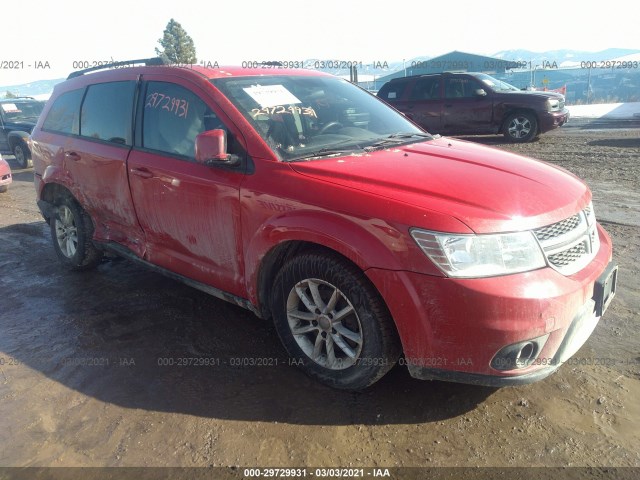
left=30, top=58, right=616, bottom=390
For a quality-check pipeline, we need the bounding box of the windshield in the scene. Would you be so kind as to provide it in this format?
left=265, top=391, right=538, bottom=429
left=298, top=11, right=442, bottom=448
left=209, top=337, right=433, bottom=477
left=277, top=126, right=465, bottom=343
left=475, top=74, right=520, bottom=92
left=0, top=101, right=44, bottom=122
left=212, top=75, right=429, bottom=161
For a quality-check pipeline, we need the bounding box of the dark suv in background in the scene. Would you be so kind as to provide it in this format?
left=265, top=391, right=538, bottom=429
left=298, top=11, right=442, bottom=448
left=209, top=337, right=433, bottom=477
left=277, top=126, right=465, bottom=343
left=378, top=72, right=569, bottom=142
left=0, top=97, right=45, bottom=168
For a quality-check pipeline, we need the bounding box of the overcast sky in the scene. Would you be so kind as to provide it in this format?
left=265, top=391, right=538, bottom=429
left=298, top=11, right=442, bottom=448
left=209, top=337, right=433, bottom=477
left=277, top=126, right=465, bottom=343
left=1, top=0, right=637, bottom=85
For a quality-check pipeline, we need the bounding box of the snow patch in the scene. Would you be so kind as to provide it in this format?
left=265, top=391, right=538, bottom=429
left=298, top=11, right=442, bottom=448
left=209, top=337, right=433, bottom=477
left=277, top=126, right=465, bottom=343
left=567, top=102, right=640, bottom=119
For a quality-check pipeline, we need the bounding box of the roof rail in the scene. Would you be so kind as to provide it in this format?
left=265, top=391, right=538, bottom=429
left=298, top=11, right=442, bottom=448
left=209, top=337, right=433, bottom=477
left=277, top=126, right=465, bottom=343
left=67, top=57, right=167, bottom=79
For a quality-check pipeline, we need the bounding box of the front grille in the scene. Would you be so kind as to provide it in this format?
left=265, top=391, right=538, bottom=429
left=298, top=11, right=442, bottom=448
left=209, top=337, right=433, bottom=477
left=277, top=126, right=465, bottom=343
left=534, top=214, right=580, bottom=241
left=533, top=206, right=598, bottom=276
left=548, top=242, right=587, bottom=267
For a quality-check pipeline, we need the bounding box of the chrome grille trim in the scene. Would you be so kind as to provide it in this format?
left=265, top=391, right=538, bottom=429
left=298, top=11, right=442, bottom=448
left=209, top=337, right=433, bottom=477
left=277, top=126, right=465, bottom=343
left=533, top=214, right=581, bottom=242
left=533, top=206, right=599, bottom=276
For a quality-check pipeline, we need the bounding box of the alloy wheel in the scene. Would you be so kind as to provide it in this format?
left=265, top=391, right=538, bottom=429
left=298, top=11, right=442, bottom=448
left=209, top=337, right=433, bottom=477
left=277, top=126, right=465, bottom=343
left=286, top=278, right=363, bottom=370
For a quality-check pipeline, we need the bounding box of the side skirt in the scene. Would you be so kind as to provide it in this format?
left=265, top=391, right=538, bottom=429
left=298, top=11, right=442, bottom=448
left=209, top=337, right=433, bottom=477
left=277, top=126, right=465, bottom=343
left=95, top=241, right=263, bottom=318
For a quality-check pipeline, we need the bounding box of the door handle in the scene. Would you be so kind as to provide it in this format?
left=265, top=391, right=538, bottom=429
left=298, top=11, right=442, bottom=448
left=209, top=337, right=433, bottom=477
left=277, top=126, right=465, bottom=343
left=130, top=167, right=153, bottom=179
left=65, top=151, right=81, bottom=161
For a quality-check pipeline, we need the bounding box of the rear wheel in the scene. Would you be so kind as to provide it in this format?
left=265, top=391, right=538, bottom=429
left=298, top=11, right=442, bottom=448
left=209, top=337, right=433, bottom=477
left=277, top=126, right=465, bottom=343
left=271, top=253, right=400, bottom=390
left=0, top=185, right=7, bottom=193
left=503, top=112, right=538, bottom=143
left=50, top=196, right=103, bottom=270
left=13, top=142, right=32, bottom=169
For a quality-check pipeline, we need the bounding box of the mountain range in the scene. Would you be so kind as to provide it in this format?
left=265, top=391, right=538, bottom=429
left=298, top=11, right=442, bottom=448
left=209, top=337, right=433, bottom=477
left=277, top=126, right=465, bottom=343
left=2, top=48, right=639, bottom=98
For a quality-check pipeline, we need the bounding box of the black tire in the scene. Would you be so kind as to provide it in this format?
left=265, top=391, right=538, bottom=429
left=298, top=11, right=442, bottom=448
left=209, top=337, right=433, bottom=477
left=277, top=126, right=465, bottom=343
left=50, top=195, right=103, bottom=270
left=0, top=185, right=7, bottom=193
left=13, top=142, right=33, bottom=169
left=272, top=252, right=401, bottom=390
left=503, top=112, right=538, bottom=143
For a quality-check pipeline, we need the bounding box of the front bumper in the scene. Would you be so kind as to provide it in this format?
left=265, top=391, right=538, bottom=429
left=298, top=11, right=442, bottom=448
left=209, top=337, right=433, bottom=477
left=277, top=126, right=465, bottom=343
left=539, top=108, right=570, bottom=132
left=366, top=223, right=614, bottom=386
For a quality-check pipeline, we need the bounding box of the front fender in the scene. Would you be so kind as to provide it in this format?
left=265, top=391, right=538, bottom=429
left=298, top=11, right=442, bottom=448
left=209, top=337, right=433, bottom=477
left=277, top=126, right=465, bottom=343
left=243, top=209, right=424, bottom=304
left=7, top=130, right=30, bottom=149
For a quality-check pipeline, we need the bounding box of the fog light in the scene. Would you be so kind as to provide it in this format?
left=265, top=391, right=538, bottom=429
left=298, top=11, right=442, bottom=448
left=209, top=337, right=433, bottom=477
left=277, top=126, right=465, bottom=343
left=491, top=334, right=549, bottom=371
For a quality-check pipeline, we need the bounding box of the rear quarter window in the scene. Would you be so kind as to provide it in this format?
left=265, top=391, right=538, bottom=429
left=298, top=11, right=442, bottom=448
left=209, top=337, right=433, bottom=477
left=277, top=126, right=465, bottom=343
left=378, top=81, right=409, bottom=101
left=42, top=89, right=83, bottom=134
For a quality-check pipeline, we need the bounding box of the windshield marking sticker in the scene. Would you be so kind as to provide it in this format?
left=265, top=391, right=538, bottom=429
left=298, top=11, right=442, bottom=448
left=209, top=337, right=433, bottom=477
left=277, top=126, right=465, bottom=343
left=1, top=103, right=20, bottom=113
left=243, top=85, right=301, bottom=108
left=145, top=92, right=190, bottom=118
left=251, top=105, right=317, bottom=118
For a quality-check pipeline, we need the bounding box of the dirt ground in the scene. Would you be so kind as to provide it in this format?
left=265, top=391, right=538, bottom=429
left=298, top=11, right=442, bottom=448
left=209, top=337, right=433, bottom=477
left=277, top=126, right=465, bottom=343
left=0, top=123, right=638, bottom=470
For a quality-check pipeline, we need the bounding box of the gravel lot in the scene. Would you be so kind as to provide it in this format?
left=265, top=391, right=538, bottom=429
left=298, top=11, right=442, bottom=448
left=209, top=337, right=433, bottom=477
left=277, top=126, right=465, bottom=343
left=0, top=124, right=638, bottom=471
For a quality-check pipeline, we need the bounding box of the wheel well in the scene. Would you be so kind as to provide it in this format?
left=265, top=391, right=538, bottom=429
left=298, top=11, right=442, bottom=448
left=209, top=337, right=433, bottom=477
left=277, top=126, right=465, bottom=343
left=40, top=183, right=75, bottom=221
left=7, top=133, right=28, bottom=151
left=41, top=182, right=74, bottom=203
left=257, top=241, right=365, bottom=320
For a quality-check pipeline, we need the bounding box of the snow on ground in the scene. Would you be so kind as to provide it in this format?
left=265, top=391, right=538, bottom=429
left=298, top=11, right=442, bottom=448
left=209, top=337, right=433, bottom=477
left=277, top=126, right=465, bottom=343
left=567, top=102, right=640, bottom=119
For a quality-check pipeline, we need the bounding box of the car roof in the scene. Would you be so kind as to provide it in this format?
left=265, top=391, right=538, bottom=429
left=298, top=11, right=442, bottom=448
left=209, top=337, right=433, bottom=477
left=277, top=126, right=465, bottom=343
left=66, top=64, right=331, bottom=82
left=388, top=72, right=479, bottom=83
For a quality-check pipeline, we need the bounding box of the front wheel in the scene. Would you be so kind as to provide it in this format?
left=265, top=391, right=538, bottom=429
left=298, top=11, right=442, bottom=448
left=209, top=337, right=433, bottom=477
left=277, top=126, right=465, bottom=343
left=271, top=253, right=400, bottom=390
left=50, top=196, right=103, bottom=270
left=13, top=142, right=33, bottom=169
left=503, top=112, right=538, bottom=143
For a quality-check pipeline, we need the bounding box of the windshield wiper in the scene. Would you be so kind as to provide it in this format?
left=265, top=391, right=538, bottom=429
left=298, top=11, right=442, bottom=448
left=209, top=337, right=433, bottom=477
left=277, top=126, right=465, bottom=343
left=289, top=148, right=358, bottom=162
left=364, top=132, right=432, bottom=152
left=387, top=132, right=432, bottom=139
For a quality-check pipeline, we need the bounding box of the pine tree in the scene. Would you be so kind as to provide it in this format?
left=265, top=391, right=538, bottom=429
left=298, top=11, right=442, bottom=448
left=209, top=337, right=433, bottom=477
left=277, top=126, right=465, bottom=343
left=155, top=19, right=197, bottom=64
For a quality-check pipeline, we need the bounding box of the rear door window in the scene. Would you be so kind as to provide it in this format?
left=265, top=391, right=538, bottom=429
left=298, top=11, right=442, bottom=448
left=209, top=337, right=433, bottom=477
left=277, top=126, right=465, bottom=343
left=80, top=81, right=136, bottom=145
left=409, top=77, right=441, bottom=100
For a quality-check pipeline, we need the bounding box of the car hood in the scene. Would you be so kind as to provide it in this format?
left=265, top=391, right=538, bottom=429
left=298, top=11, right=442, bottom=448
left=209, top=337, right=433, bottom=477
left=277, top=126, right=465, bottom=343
left=498, top=90, right=564, bottom=100
left=3, top=120, right=36, bottom=131
left=290, top=137, right=589, bottom=233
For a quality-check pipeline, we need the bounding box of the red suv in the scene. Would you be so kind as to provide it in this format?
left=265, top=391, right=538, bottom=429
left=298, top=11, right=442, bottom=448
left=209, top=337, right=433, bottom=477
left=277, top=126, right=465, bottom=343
left=31, top=59, right=617, bottom=390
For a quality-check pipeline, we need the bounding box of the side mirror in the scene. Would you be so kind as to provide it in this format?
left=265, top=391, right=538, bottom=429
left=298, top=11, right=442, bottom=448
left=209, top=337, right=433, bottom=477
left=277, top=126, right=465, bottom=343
left=475, top=89, right=487, bottom=97
left=195, top=129, right=240, bottom=167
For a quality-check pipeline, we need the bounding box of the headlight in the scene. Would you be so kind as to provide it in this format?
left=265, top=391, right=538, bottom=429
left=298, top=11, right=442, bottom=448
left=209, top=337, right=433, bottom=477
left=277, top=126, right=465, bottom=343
left=546, top=99, right=560, bottom=111
left=411, top=229, right=546, bottom=278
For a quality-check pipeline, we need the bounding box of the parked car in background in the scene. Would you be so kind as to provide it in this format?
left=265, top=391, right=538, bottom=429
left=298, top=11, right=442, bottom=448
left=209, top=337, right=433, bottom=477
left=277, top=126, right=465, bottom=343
left=30, top=59, right=615, bottom=390
left=0, top=97, right=45, bottom=168
left=378, top=72, right=569, bottom=142
left=0, top=157, right=12, bottom=193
